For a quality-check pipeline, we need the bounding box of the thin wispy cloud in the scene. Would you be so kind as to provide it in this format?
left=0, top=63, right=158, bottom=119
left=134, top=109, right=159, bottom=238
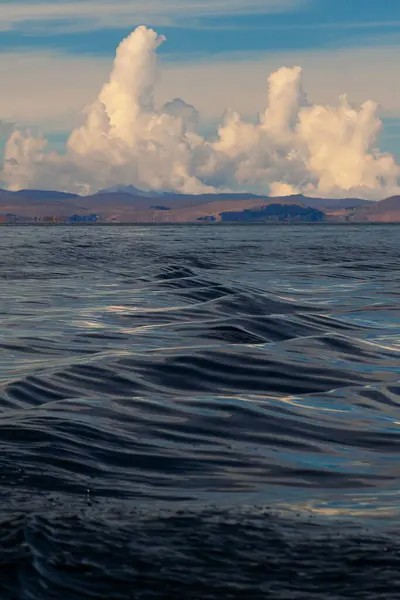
left=229, top=20, right=400, bottom=31
left=0, top=0, right=308, bottom=32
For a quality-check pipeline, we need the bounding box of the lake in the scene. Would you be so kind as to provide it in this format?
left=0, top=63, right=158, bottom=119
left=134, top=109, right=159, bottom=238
left=1, top=223, right=399, bottom=599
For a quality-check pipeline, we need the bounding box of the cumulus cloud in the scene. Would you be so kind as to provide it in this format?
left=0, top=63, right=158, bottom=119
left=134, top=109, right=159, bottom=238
left=1, top=25, right=399, bottom=198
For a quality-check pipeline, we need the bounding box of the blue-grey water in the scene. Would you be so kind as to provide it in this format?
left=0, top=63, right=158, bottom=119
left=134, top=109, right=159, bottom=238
left=1, top=223, right=399, bottom=599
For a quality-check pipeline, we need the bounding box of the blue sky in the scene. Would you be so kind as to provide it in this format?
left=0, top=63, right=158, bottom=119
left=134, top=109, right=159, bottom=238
left=1, top=1, right=399, bottom=57
left=0, top=0, right=400, bottom=159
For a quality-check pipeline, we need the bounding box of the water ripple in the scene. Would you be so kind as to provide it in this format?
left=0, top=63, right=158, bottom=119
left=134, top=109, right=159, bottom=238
left=0, top=224, right=399, bottom=598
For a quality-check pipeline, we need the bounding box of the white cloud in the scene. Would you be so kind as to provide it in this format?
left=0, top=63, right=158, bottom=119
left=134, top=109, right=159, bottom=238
left=1, top=44, right=400, bottom=133
left=0, top=0, right=306, bottom=32
left=1, top=26, right=399, bottom=198
left=160, top=47, right=400, bottom=121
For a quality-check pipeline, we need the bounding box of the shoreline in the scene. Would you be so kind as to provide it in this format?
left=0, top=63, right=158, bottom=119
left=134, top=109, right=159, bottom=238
left=1, top=221, right=399, bottom=227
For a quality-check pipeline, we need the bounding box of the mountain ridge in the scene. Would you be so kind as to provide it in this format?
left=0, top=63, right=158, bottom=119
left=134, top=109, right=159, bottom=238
left=0, top=188, right=399, bottom=222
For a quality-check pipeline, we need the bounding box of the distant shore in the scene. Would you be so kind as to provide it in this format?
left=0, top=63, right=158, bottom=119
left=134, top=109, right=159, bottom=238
left=1, top=221, right=399, bottom=227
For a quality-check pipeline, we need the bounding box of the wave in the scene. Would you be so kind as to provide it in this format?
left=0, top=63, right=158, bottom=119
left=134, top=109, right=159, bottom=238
left=0, top=224, right=399, bottom=598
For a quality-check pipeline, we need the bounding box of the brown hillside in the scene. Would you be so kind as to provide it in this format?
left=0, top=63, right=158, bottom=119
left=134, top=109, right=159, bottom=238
left=349, top=196, right=400, bottom=222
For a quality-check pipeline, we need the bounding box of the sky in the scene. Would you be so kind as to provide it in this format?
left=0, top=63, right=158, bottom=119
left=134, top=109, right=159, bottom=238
left=0, top=0, right=400, bottom=197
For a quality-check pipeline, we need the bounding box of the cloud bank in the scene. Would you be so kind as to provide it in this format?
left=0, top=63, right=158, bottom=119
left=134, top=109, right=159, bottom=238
left=1, top=26, right=399, bottom=198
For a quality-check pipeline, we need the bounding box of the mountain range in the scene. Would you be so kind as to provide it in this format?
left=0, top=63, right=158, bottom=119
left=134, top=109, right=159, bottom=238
left=0, top=187, right=399, bottom=223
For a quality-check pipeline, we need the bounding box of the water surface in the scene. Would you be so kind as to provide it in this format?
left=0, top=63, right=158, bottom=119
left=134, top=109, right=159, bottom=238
left=1, top=224, right=399, bottom=598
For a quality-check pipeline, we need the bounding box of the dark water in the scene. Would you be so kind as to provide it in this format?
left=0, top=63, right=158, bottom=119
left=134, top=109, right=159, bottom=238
left=1, top=223, right=399, bottom=599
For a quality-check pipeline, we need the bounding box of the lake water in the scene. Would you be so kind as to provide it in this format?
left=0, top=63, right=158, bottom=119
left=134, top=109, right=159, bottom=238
left=1, top=223, right=399, bottom=599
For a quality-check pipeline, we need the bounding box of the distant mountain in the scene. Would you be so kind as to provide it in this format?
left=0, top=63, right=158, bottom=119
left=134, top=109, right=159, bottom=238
left=96, top=185, right=266, bottom=199
left=12, top=189, right=79, bottom=201
left=274, top=194, right=372, bottom=211
left=96, top=189, right=372, bottom=208
left=79, top=191, right=272, bottom=213
left=0, top=188, right=79, bottom=205
left=0, top=188, right=84, bottom=218
left=220, top=204, right=325, bottom=222
left=97, top=185, right=167, bottom=197
left=0, top=189, right=15, bottom=202
left=0, top=187, right=398, bottom=223
left=96, top=186, right=264, bottom=201
left=347, top=195, right=400, bottom=222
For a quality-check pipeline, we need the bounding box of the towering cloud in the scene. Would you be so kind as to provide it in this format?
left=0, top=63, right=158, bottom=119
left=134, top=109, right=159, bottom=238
left=1, top=26, right=399, bottom=198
